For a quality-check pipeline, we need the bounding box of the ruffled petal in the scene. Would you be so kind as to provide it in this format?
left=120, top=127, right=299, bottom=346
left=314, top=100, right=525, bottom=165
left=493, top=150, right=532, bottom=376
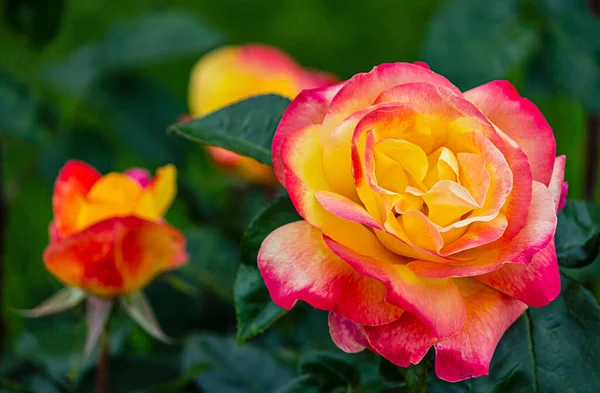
left=44, top=216, right=187, bottom=297
left=409, top=182, right=556, bottom=278
left=548, top=155, right=567, bottom=212
left=476, top=240, right=560, bottom=307
left=273, top=83, right=345, bottom=185
left=324, top=237, right=466, bottom=338
left=328, top=312, right=375, bottom=353
left=257, top=221, right=403, bottom=326
left=282, top=122, right=385, bottom=255
left=52, top=160, right=101, bottom=238
left=364, top=312, right=436, bottom=367
left=465, top=80, right=556, bottom=186
left=434, top=279, right=527, bottom=382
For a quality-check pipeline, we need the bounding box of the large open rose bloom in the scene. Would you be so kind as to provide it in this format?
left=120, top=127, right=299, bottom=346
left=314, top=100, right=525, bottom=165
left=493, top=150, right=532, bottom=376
left=258, top=62, right=567, bottom=381
left=188, top=43, right=337, bottom=185
left=45, top=161, right=188, bottom=297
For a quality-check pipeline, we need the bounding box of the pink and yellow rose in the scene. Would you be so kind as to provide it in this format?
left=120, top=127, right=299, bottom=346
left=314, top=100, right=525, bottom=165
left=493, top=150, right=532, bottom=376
left=258, top=62, right=567, bottom=381
left=45, top=161, right=188, bottom=297
left=187, top=43, right=337, bottom=185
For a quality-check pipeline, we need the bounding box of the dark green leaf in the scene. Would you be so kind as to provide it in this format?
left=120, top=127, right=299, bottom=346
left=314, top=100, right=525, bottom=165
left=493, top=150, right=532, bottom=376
left=463, top=279, right=600, bottom=393
left=0, top=377, right=41, bottom=393
left=240, top=195, right=301, bottom=267
left=234, top=264, right=288, bottom=344
left=298, top=352, right=361, bottom=391
left=170, top=94, right=291, bottom=166
left=3, top=0, right=64, bottom=48
left=42, top=10, right=223, bottom=95
left=183, top=226, right=239, bottom=301
left=0, top=68, right=54, bottom=143
left=422, top=0, right=540, bottom=89
left=235, top=196, right=299, bottom=343
left=555, top=200, right=600, bottom=268
left=379, top=358, right=428, bottom=393
left=182, top=333, right=293, bottom=393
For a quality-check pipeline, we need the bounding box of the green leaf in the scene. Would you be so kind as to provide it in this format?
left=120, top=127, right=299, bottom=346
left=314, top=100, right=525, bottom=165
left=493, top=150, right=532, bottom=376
left=240, top=195, right=301, bottom=267
left=235, top=196, right=300, bottom=343
left=183, top=226, right=239, bottom=301
left=170, top=94, right=292, bottom=166
left=119, top=292, right=171, bottom=344
left=422, top=0, right=540, bottom=89
left=463, top=279, right=600, bottom=393
left=0, top=377, right=41, bottom=393
left=42, top=10, right=223, bottom=95
left=0, top=68, right=54, bottom=143
left=555, top=200, right=600, bottom=268
left=379, top=359, right=428, bottom=393
left=15, top=287, right=86, bottom=318
left=298, top=352, right=361, bottom=391
left=2, top=0, right=64, bottom=48
left=182, top=333, right=294, bottom=393
left=234, top=264, right=289, bottom=344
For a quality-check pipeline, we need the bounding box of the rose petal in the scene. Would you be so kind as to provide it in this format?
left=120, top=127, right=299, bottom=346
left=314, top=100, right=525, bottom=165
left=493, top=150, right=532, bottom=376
left=324, top=237, right=466, bottom=338
left=257, top=221, right=403, bottom=326
left=274, top=83, right=345, bottom=185
left=434, top=279, right=527, bottom=382
left=465, top=80, right=556, bottom=186
left=44, top=216, right=187, bottom=297
left=328, top=312, right=375, bottom=353
left=548, top=155, right=567, bottom=212
left=364, top=312, right=436, bottom=367
left=53, top=160, right=102, bottom=238
left=476, top=240, right=560, bottom=307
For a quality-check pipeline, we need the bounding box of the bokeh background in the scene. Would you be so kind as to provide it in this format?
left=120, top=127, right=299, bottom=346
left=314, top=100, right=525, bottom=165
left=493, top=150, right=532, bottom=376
left=1, top=0, right=599, bottom=391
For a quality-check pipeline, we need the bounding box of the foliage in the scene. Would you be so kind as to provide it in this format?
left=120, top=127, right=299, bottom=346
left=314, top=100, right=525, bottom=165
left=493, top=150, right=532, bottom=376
left=1, top=0, right=600, bottom=392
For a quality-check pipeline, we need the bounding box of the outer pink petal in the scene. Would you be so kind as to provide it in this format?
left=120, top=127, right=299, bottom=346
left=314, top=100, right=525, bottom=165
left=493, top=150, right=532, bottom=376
left=434, top=279, right=527, bottom=382
left=409, top=182, right=556, bottom=278
left=314, top=190, right=384, bottom=230
left=257, top=221, right=403, bottom=326
left=328, top=312, right=375, bottom=353
left=464, top=80, right=556, bottom=186
left=273, top=83, right=344, bottom=185
left=476, top=240, right=560, bottom=307
left=323, top=63, right=461, bottom=130
left=548, top=155, right=567, bottom=212
left=324, top=237, right=466, bottom=339
left=364, top=312, right=436, bottom=367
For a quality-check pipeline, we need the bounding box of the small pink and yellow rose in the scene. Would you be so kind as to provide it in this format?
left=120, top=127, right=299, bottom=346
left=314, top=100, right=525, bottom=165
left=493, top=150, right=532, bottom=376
left=258, top=62, right=567, bottom=381
left=45, top=161, right=188, bottom=297
left=187, top=43, right=338, bottom=185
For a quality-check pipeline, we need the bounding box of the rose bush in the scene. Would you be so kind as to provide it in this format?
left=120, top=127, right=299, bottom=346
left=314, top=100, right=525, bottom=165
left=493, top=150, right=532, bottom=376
left=258, top=62, right=567, bottom=381
left=187, top=43, right=337, bottom=184
left=45, top=160, right=188, bottom=297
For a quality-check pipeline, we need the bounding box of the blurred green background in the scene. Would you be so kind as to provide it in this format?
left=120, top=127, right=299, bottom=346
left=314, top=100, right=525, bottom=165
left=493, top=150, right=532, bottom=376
left=1, top=0, right=599, bottom=392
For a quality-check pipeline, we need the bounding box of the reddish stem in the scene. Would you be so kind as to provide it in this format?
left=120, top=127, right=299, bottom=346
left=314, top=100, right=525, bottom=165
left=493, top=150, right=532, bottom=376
left=95, top=321, right=110, bottom=393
